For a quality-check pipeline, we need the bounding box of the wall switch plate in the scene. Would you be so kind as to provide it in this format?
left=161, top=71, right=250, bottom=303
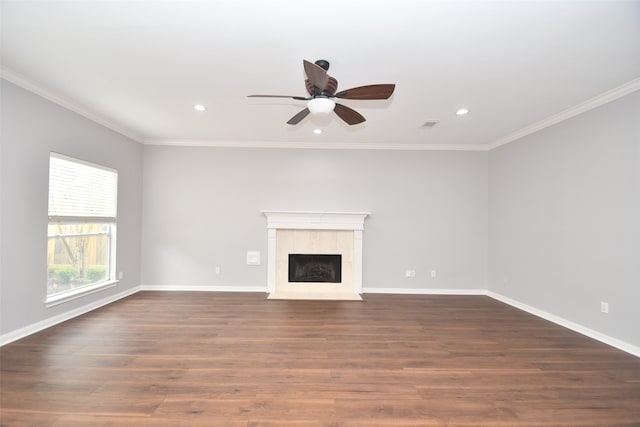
left=600, top=301, right=609, bottom=314
left=431, top=270, right=437, bottom=278
left=118, top=271, right=124, bottom=280
left=247, top=251, right=261, bottom=265
left=405, top=270, right=416, bottom=278
left=215, top=266, right=221, bottom=275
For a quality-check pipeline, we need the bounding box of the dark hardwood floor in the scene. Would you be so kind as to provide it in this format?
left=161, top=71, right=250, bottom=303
left=1, top=292, right=639, bottom=426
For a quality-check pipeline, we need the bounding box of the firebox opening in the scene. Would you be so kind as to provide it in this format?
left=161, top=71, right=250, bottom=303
left=288, top=254, right=342, bottom=283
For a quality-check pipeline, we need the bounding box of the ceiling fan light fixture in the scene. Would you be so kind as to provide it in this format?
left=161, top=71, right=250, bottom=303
left=248, top=59, right=395, bottom=125
left=307, top=97, right=336, bottom=115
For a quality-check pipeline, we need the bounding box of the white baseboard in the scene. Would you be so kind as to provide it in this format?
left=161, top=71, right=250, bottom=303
left=0, top=285, right=141, bottom=346
left=363, top=287, right=486, bottom=295
left=486, top=291, right=640, bottom=358
left=363, top=288, right=639, bottom=357
left=140, top=284, right=267, bottom=293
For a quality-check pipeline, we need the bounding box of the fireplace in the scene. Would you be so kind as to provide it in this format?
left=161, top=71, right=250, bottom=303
left=262, top=211, right=369, bottom=300
left=289, top=254, right=342, bottom=283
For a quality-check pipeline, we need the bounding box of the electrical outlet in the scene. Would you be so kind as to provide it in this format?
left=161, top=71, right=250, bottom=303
left=118, top=271, right=124, bottom=280
left=215, top=267, right=221, bottom=275
left=431, top=270, right=437, bottom=278
left=600, top=301, right=609, bottom=314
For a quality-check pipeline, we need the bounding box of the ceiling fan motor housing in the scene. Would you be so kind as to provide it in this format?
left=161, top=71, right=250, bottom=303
left=314, top=59, right=330, bottom=70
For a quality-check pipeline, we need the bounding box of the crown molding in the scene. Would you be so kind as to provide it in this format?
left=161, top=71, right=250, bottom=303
left=486, top=77, right=640, bottom=150
left=4, top=65, right=637, bottom=152
left=1, top=67, right=144, bottom=143
left=1, top=67, right=483, bottom=151
left=142, top=139, right=488, bottom=151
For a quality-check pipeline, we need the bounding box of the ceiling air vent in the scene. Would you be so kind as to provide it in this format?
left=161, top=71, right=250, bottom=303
left=421, top=120, right=440, bottom=128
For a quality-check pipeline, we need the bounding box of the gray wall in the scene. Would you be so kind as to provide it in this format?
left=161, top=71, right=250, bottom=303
left=0, top=80, right=143, bottom=335
left=3, top=76, right=638, bottom=351
left=489, top=91, right=640, bottom=347
left=141, top=147, right=488, bottom=292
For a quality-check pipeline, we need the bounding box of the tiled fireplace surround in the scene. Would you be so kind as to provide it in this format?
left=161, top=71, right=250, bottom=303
left=262, top=211, right=369, bottom=300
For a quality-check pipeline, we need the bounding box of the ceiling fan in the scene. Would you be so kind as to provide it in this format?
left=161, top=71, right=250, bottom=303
left=248, top=59, right=395, bottom=125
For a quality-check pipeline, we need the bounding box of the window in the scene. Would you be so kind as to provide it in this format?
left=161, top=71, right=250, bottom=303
left=47, top=153, right=118, bottom=302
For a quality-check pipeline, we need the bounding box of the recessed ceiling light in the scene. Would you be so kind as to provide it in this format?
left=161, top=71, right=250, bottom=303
left=193, top=104, right=207, bottom=112
left=313, top=129, right=323, bottom=135
left=456, top=108, right=469, bottom=116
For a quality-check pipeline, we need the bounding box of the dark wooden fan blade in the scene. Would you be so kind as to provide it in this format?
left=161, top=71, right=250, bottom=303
left=335, top=84, right=395, bottom=100
left=303, top=60, right=328, bottom=93
left=248, top=95, right=309, bottom=100
left=334, top=103, right=365, bottom=125
left=287, top=108, right=310, bottom=125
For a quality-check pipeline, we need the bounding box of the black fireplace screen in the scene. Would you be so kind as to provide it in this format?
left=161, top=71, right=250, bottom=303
left=288, top=254, right=342, bottom=283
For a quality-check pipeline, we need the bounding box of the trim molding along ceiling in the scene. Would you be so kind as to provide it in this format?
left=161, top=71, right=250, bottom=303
left=2, top=66, right=639, bottom=151
left=0, top=67, right=144, bottom=143
left=144, top=140, right=488, bottom=151
left=486, top=77, right=640, bottom=150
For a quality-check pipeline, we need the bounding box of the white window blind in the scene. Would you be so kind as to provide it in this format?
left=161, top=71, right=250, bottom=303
left=48, top=154, right=117, bottom=220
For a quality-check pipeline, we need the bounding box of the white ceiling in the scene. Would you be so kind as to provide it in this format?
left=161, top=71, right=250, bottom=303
left=2, top=0, right=639, bottom=150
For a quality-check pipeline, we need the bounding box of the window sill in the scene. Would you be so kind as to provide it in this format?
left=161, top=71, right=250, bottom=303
left=45, top=280, right=118, bottom=308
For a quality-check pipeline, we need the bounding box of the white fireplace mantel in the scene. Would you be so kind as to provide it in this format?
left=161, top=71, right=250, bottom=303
left=262, top=211, right=370, bottom=299
left=262, top=210, right=369, bottom=231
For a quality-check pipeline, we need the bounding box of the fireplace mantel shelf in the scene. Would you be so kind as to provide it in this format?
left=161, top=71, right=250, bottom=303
left=262, top=210, right=370, bottom=231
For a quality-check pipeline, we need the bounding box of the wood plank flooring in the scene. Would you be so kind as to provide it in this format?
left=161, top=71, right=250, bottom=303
left=1, top=292, right=639, bottom=426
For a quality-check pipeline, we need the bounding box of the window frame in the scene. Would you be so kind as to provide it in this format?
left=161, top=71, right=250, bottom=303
left=45, top=153, right=119, bottom=306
